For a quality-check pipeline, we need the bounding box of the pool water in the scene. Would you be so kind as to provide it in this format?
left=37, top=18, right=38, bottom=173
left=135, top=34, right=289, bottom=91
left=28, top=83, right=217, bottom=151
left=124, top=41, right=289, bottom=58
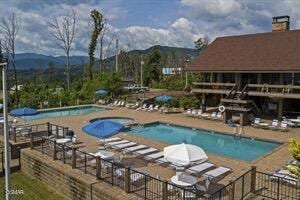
left=90, top=117, right=134, bottom=125
left=128, top=123, right=281, bottom=161
left=23, top=106, right=105, bottom=120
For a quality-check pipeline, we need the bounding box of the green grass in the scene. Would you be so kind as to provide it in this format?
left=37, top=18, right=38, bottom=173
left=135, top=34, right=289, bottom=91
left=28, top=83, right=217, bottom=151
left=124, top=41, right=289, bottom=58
left=0, top=172, right=63, bottom=200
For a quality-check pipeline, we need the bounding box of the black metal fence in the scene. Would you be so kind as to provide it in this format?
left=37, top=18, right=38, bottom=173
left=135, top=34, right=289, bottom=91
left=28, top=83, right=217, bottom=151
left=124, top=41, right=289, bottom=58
left=32, top=139, right=299, bottom=200
left=0, top=122, right=69, bottom=143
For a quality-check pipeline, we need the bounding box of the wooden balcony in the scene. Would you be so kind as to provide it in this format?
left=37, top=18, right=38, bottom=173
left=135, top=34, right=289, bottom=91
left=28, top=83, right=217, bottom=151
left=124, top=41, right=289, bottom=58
left=192, top=82, right=300, bottom=99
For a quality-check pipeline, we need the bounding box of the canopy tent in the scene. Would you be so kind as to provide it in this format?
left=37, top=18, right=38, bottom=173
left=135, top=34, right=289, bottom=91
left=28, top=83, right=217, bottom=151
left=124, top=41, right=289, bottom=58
left=82, top=120, right=124, bottom=139
left=164, top=143, right=208, bottom=166
left=95, top=89, right=110, bottom=96
left=155, top=95, right=173, bottom=102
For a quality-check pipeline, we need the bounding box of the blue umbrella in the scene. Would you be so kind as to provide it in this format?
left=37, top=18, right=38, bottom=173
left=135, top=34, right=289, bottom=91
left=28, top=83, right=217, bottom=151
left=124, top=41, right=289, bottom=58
left=155, top=95, right=173, bottom=102
left=10, top=107, right=39, bottom=116
left=82, top=120, right=124, bottom=138
left=95, top=89, right=109, bottom=96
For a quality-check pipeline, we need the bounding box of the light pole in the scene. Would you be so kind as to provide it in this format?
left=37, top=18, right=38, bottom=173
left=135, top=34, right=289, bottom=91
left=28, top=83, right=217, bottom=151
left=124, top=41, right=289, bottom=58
left=140, top=55, right=144, bottom=87
left=185, top=59, right=190, bottom=88
left=0, top=60, right=10, bottom=200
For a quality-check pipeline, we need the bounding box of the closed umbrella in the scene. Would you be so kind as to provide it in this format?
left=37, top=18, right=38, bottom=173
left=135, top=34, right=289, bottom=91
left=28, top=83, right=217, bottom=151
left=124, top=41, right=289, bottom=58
left=82, top=120, right=124, bottom=144
left=155, top=95, right=172, bottom=102
left=164, top=143, right=208, bottom=166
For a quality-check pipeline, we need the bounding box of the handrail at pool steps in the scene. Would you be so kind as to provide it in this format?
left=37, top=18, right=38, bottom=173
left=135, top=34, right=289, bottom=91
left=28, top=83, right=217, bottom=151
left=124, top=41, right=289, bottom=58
left=30, top=138, right=299, bottom=200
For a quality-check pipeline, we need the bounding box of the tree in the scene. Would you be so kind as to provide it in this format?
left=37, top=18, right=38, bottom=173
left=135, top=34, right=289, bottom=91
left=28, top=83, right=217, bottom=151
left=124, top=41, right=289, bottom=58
left=194, top=37, right=208, bottom=55
left=287, top=139, right=300, bottom=178
left=49, top=10, right=77, bottom=90
left=98, top=19, right=108, bottom=73
left=0, top=12, right=20, bottom=104
left=88, top=9, right=104, bottom=80
left=143, top=48, right=161, bottom=87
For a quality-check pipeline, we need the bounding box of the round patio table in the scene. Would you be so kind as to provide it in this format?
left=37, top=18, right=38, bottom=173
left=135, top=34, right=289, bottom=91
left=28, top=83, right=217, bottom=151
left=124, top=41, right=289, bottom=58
left=171, top=175, right=197, bottom=187
left=93, top=150, right=114, bottom=159
left=56, top=138, right=71, bottom=144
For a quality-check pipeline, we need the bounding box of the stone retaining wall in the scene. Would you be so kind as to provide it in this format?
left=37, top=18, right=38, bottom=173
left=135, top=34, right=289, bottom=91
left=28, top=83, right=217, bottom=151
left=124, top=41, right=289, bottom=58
left=21, top=149, right=138, bottom=200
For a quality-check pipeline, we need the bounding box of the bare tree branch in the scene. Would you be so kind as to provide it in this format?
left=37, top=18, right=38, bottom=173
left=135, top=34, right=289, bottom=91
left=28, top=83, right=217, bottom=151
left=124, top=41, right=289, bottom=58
left=48, top=9, right=77, bottom=90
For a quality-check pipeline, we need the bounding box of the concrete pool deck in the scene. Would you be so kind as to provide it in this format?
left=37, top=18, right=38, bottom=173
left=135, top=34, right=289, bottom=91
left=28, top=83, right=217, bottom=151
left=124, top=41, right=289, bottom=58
left=29, top=105, right=300, bottom=185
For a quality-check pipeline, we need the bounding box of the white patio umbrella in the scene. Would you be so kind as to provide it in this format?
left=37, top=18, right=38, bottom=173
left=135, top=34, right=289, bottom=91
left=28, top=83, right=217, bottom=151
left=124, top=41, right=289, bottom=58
left=164, top=143, right=208, bottom=166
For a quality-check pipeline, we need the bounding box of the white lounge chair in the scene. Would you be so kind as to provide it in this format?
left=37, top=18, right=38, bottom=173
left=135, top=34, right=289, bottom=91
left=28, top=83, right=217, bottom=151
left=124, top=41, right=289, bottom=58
left=144, top=152, right=163, bottom=161
left=143, top=104, right=152, bottom=111
left=134, top=148, right=158, bottom=156
left=203, top=166, right=232, bottom=180
left=269, top=120, right=279, bottom=130
left=216, top=112, right=223, bottom=120
left=190, top=110, right=197, bottom=117
left=271, top=169, right=298, bottom=185
left=195, top=110, right=203, bottom=118
left=149, top=105, right=159, bottom=112
left=252, top=118, right=261, bottom=127
left=106, top=140, right=129, bottom=146
left=136, top=104, right=147, bottom=111
left=186, top=162, right=215, bottom=175
left=279, top=122, right=288, bottom=132
left=210, top=112, right=217, bottom=120
left=98, top=137, right=121, bottom=144
left=184, top=109, right=192, bottom=116
left=111, top=142, right=137, bottom=149
left=127, top=102, right=139, bottom=109
left=123, top=144, right=148, bottom=153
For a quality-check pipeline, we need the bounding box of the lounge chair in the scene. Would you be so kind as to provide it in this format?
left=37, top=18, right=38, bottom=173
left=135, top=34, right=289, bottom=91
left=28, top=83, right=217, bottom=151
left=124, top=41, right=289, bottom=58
left=127, top=102, right=139, bottom=109
left=269, top=120, right=279, bottom=130
left=186, top=162, right=215, bottom=175
left=251, top=118, right=261, bottom=127
left=109, top=100, right=118, bottom=106
left=144, top=152, right=164, bottom=161
left=279, top=122, right=288, bottom=132
left=136, top=104, right=147, bottom=111
left=98, top=137, right=121, bottom=144
left=134, top=148, right=158, bottom=156
left=203, top=166, right=232, bottom=181
left=149, top=105, right=159, bottom=112
left=210, top=112, right=217, bottom=120
left=216, top=112, right=223, bottom=120
left=190, top=110, right=197, bottom=117
left=117, top=101, right=125, bottom=107
left=106, top=140, right=129, bottom=146
left=184, top=109, right=192, bottom=116
left=111, top=142, right=137, bottom=149
left=123, top=144, right=148, bottom=153
left=201, top=113, right=210, bottom=119
left=155, top=157, right=184, bottom=168
left=146, top=104, right=153, bottom=111
left=271, top=169, right=298, bottom=185
left=194, top=110, right=202, bottom=118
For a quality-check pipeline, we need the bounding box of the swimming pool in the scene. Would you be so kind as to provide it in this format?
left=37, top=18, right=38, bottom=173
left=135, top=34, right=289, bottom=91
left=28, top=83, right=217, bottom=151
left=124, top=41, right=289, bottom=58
left=23, top=106, right=106, bottom=120
left=90, top=117, right=135, bottom=125
left=128, top=123, right=281, bottom=161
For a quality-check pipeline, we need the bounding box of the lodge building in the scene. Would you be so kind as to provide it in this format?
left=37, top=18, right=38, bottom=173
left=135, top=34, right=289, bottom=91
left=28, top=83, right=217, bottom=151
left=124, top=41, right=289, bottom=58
left=187, top=16, right=300, bottom=125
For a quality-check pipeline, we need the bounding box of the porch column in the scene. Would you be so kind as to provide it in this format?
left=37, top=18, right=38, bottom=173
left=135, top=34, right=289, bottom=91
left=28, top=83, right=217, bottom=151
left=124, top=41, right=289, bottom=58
left=278, top=99, right=283, bottom=120
left=201, top=94, right=206, bottom=112
left=235, top=73, right=241, bottom=90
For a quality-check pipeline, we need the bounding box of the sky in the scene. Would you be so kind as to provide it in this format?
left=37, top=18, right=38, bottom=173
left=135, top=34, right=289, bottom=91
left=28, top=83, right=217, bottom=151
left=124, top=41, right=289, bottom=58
left=1, top=0, right=300, bottom=56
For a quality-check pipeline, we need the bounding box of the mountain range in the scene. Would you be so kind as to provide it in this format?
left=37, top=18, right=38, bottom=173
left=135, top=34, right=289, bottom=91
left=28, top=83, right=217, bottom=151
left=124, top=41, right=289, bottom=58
left=14, top=45, right=196, bottom=70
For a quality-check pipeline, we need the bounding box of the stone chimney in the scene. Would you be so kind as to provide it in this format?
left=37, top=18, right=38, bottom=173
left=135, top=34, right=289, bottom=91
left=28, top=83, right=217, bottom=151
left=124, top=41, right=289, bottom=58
left=272, top=16, right=290, bottom=32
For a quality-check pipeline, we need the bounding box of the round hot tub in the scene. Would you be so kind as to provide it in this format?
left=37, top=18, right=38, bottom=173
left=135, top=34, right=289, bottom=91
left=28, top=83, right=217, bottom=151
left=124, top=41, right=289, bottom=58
left=90, top=117, right=135, bottom=125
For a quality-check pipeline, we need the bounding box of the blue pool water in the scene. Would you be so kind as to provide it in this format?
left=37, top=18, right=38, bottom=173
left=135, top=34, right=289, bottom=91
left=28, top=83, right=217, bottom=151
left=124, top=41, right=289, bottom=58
left=90, top=117, right=134, bottom=125
left=128, top=123, right=281, bottom=161
left=23, top=106, right=105, bottom=120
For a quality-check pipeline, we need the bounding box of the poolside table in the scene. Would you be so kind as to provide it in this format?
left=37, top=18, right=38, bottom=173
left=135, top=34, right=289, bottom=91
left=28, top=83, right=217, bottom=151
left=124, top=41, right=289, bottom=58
left=171, top=175, right=197, bottom=187
left=56, top=138, right=71, bottom=144
left=93, top=150, right=114, bottom=159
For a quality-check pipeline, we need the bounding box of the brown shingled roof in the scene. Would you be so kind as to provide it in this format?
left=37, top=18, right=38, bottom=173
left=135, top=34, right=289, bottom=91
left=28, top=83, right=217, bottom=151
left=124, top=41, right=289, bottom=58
left=188, top=30, right=300, bottom=72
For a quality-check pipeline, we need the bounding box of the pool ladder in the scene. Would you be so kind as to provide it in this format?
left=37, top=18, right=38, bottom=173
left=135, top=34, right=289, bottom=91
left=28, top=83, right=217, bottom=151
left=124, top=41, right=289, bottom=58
left=233, top=127, right=242, bottom=139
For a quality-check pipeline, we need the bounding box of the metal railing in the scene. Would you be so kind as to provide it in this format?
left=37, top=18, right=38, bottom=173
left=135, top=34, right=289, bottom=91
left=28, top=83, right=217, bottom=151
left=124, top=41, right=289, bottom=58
left=31, top=139, right=299, bottom=200
left=0, top=122, right=69, bottom=143
left=0, top=147, right=21, bottom=176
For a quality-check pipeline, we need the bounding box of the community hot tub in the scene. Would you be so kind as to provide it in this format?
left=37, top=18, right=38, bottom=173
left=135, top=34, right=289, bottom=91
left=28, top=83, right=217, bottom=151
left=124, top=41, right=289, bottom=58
left=90, top=117, right=135, bottom=125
